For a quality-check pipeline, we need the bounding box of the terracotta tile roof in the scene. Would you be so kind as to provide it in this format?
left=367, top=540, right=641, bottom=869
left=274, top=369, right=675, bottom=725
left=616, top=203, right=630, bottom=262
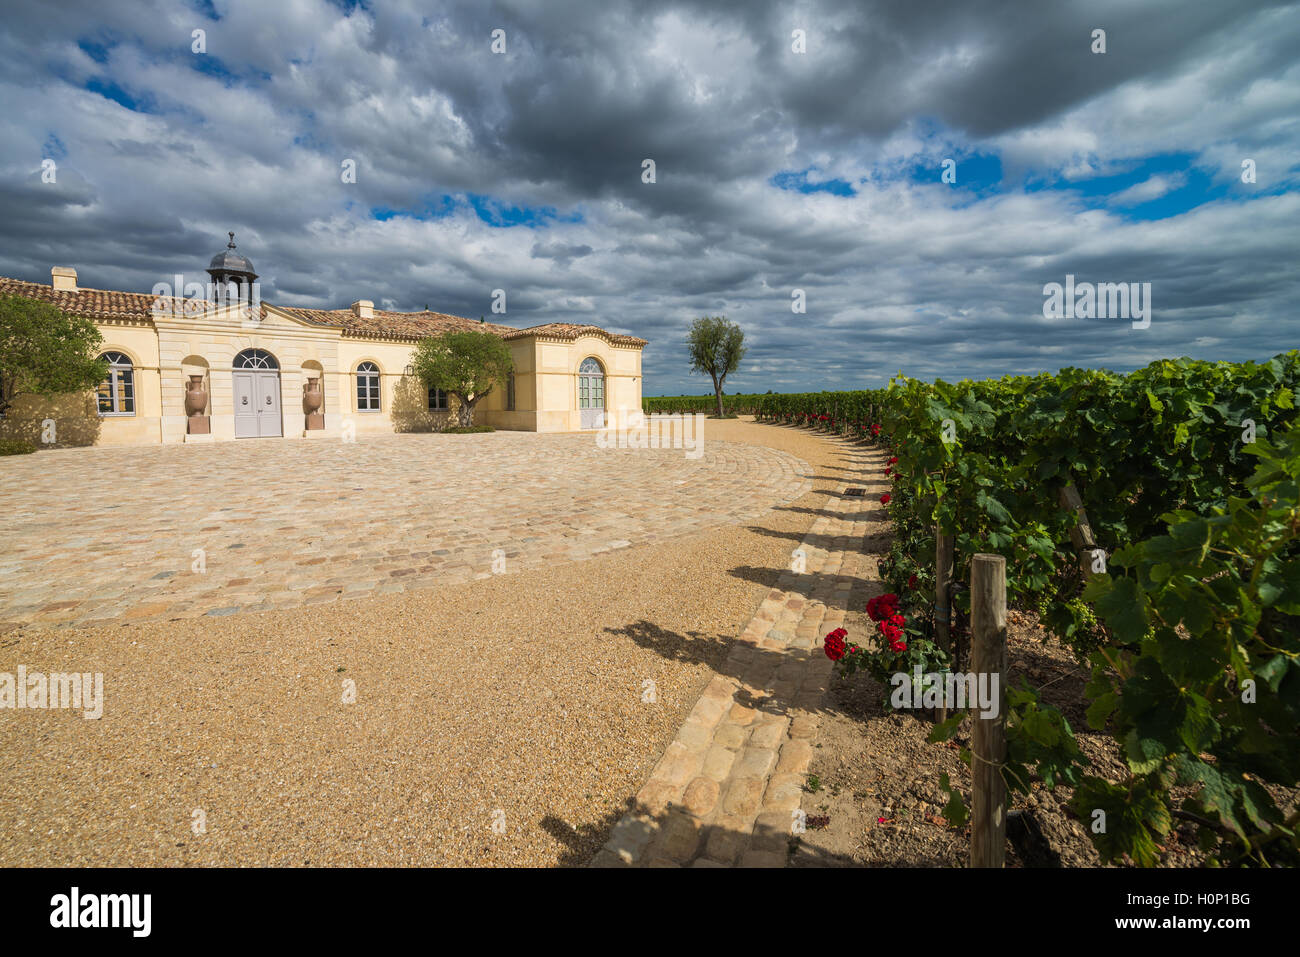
left=504, top=322, right=648, bottom=346
left=0, top=276, right=222, bottom=322
left=271, top=305, right=519, bottom=340
left=0, top=276, right=646, bottom=346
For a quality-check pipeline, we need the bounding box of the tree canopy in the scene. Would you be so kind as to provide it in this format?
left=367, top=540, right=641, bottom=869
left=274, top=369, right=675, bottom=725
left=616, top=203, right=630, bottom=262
left=0, top=295, right=107, bottom=417
left=411, top=330, right=514, bottom=427
left=686, top=315, right=747, bottom=417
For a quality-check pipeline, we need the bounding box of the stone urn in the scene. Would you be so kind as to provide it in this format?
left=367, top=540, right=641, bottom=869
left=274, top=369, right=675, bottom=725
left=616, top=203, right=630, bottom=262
left=185, top=374, right=210, bottom=434
left=184, top=374, right=208, bottom=415
left=303, top=376, right=324, bottom=430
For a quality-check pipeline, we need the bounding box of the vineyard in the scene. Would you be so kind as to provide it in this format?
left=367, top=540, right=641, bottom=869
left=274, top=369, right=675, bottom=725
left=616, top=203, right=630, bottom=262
left=642, top=394, right=769, bottom=416
left=754, top=352, right=1300, bottom=866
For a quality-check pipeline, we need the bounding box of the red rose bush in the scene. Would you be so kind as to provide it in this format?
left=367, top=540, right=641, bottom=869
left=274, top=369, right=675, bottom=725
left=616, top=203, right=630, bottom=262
left=823, top=587, right=951, bottom=709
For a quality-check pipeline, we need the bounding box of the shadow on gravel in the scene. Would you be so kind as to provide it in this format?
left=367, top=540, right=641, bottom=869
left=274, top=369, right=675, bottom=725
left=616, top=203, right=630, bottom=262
left=543, top=799, right=862, bottom=868
left=736, top=523, right=890, bottom=551
left=604, top=619, right=829, bottom=715
left=806, top=474, right=888, bottom=485
left=725, top=565, right=883, bottom=603
left=602, top=619, right=729, bottom=667
left=542, top=804, right=632, bottom=867
left=771, top=502, right=887, bottom=519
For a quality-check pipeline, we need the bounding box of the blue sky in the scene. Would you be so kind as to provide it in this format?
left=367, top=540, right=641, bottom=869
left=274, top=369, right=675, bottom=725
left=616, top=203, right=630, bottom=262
left=1, top=0, right=1297, bottom=395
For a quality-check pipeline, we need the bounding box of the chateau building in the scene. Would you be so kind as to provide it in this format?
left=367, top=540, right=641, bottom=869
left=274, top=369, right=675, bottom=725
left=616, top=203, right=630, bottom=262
left=0, top=236, right=645, bottom=446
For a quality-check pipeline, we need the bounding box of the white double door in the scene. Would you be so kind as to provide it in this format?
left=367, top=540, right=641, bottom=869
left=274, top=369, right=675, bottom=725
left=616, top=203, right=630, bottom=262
left=579, top=373, right=605, bottom=429
left=233, top=370, right=283, bottom=438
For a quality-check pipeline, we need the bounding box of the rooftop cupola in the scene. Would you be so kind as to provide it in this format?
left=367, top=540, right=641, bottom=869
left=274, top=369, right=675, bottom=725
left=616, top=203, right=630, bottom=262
left=205, top=231, right=258, bottom=302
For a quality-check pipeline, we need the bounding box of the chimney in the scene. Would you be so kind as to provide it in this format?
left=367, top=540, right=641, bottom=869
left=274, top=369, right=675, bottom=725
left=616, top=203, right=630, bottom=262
left=51, top=267, right=78, bottom=292
left=351, top=299, right=374, bottom=319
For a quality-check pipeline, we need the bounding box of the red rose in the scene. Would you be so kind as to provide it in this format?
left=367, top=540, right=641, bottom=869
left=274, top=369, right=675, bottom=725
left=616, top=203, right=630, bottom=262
left=867, top=593, right=900, bottom=622
left=880, top=493, right=891, bottom=505
left=824, top=630, right=847, bottom=661
left=889, top=456, right=898, bottom=465
left=907, top=574, right=918, bottom=589
left=889, top=638, right=908, bottom=653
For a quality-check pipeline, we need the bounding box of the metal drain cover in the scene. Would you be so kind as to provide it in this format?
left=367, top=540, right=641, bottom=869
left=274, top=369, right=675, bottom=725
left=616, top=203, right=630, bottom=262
left=844, top=487, right=866, bottom=496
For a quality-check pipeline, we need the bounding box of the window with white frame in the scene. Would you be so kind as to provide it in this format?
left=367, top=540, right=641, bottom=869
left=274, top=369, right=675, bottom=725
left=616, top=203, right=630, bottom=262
left=356, top=362, right=380, bottom=411
left=97, top=352, right=135, bottom=415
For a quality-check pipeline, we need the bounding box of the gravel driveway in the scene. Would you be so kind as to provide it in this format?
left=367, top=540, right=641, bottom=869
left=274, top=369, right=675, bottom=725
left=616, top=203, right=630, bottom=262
left=0, top=419, right=855, bottom=866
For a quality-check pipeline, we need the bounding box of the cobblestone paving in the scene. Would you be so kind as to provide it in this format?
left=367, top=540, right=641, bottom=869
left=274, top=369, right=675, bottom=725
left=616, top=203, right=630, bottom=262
left=0, top=432, right=812, bottom=631
left=592, top=437, right=885, bottom=867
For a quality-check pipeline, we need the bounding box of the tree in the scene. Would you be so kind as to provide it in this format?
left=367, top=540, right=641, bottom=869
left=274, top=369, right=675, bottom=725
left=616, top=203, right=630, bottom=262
left=411, top=329, right=513, bottom=427
left=0, top=295, right=107, bottom=418
left=687, top=315, right=746, bottom=417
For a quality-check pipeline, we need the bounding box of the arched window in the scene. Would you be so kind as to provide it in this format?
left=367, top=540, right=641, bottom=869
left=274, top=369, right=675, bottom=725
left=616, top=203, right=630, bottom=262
left=97, top=352, right=135, bottom=415
left=233, top=349, right=278, bottom=369
left=356, top=361, right=380, bottom=411
left=578, top=357, right=603, bottom=375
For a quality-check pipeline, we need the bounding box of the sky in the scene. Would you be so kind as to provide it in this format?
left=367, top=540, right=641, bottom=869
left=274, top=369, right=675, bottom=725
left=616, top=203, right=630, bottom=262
left=1, top=0, right=1297, bottom=396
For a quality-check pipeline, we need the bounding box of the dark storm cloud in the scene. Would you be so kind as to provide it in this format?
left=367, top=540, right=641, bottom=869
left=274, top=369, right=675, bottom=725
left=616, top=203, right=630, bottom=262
left=530, top=240, right=594, bottom=266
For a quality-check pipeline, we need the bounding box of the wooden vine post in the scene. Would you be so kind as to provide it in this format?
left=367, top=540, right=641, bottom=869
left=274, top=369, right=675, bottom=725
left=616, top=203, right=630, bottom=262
left=1059, top=483, right=1103, bottom=579
left=934, top=528, right=955, bottom=722
left=970, top=553, right=1008, bottom=868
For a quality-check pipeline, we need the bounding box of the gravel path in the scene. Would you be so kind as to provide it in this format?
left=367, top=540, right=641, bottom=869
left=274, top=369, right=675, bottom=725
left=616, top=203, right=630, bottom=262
left=593, top=437, right=884, bottom=867
left=0, top=419, right=856, bottom=866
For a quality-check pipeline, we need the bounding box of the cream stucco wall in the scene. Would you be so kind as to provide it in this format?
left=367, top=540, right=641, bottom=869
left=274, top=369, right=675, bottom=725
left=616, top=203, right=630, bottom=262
left=2, top=301, right=643, bottom=446
left=533, top=334, right=644, bottom=432
left=152, top=304, right=346, bottom=442
left=95, top=322, right=163, bottom=446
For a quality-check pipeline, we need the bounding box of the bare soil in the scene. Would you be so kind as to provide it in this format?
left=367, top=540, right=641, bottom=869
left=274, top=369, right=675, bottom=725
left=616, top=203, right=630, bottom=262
left=795, top=585, right=1297, bottom=868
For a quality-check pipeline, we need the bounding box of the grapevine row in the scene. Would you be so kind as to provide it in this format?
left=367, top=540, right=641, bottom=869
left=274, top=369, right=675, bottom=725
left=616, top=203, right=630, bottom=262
left=754, top=352, right=1300, bottom=866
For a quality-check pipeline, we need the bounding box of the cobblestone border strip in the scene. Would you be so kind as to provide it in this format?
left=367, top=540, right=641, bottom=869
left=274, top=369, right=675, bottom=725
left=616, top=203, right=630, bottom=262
left=591, top=437, right=883, bottom=867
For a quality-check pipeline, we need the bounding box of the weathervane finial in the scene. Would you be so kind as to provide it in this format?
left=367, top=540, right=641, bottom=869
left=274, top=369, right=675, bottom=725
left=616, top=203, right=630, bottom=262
left=227, top=231, right=236, bottom=249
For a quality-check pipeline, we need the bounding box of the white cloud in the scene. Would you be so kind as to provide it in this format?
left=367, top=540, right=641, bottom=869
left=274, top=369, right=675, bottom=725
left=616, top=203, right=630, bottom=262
left=1110, top=172, right=1187, bottom=206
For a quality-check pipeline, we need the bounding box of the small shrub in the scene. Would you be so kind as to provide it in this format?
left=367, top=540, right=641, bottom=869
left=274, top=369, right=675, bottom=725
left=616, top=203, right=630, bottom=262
left=443, top=426, right=494, bottom=434
left=0, top=438, right=37, bottom=455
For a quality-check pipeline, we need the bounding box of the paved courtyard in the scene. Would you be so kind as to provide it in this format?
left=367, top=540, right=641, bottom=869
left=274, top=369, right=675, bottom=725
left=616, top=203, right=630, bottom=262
left=0, top=431, right=812, bottom=631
